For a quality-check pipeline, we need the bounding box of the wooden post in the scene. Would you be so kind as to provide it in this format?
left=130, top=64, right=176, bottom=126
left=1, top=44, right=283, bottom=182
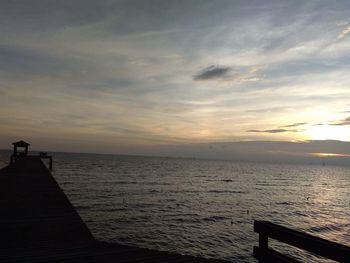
left=49, top=156, right=53, bottom=171
left=259, top=233, right=268, bottom=250
left=254, top=220, right=350, bottom=262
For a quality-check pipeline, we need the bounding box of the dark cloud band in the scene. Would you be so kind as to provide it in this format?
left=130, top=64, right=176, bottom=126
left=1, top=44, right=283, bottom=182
left=247, top=129, right=298, bottom=133
left=280, top=122, right=307, bottom=128
left=193, top=65, right=230, bottom=80
left=331, top=117, right=350, bottom=126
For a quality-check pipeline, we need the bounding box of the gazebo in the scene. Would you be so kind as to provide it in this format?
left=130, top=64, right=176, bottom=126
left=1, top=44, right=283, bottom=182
left=9, top=141, right=53, bottom=170
left=10, top=140, right=31, bottom=164
left=12, top=140, right=30, bottom=157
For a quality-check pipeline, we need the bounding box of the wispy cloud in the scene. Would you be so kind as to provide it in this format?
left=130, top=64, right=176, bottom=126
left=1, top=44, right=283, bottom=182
left=338, top=25, right=350, bottom=39
left=280, top=122, right=307, bottom=128
left=1, top=1, right=350, bottom=152
left=245, top=106, right=293, bottom=113
left=193, top=65, right=230, bottom=80
left=331, top=117, right=350, bottom=126
left=336, top=21, right=349, bottom=26
left=247, top=129, right=298, bottom=133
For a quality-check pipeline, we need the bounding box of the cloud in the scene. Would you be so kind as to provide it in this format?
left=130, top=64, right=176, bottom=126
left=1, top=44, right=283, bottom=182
left=331, top=117, right=350, bottom=126
left=1, top=0, right=350, bottom=152
left=247, top=129, right=298, bottom=133
left=245, top=106, right=291, bottom=113
left=0, top=44, right=88, bottom=77
left=193, top=65, right=261, bottom=84
left=193, top=65, right=230, bottom=80
left=336, top=21, right=349, bottom=26
left=338, top=25, right=350, bottom=39
left=280, top=122, right=307, bottom=128
left=0, top=0, right=113, bottom=32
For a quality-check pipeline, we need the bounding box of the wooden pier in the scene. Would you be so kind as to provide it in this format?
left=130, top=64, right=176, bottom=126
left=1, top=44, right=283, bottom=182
left=0, top=155, right=228, bottom=263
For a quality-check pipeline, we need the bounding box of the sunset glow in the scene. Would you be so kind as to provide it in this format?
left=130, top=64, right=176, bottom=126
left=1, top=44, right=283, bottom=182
left=311, top=152, right=350, bottom=157
left=306, top=125, right=350, bottom=141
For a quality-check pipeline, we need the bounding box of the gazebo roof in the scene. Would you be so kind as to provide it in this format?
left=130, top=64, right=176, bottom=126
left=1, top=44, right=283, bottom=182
left=12, top=140, right=30, bottom=147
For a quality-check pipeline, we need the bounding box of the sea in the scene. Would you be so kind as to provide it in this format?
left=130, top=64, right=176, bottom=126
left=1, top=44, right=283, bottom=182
left=0, top=150, right=349, bottom=262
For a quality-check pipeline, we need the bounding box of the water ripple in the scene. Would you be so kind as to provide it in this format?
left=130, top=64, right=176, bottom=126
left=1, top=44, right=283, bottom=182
left=2, top=151, right=347, bottom=263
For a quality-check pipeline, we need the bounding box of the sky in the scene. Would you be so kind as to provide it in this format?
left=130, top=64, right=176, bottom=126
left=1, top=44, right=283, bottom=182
left=1, top=0, right=350, bottom=162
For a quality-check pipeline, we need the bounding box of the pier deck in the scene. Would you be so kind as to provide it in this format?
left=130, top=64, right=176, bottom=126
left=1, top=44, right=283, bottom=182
left=0, top=156, right=228, bottom=263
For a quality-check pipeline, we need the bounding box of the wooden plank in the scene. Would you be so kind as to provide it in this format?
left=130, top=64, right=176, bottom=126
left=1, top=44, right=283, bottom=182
left=0, top=157, right=95, bottom=252
left=254, top=220, right=350, bottom=262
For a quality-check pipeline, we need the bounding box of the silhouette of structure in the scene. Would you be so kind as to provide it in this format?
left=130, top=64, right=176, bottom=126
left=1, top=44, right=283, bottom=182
left=0, top=142, right=228, bottom=263
left=254, top=220, right=350, bottom=262
left=10, top=140, right=30, bottom=164
left=10, top=140, right=53, bottom=170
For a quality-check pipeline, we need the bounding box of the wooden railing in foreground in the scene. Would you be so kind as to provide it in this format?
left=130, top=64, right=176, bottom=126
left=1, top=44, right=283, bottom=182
left=253, top=220, right=350, bottom=263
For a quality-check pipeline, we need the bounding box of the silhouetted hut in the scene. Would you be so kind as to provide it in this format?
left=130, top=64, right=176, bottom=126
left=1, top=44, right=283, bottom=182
left=12, top=140, right=30, bottom=156
left=11, top=140, right=30, bottom=164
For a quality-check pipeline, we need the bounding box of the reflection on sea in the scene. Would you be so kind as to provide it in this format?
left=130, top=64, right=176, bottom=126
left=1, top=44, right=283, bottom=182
left=0, top=151, right=349, bottom=262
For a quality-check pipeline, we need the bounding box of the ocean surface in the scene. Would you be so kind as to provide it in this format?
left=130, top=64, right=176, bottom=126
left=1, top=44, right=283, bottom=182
left=0, top=151, right=349, bottom=262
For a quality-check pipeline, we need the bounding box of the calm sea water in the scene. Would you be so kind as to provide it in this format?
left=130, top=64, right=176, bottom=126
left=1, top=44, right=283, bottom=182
left=0, top=150, right=349, bottom=262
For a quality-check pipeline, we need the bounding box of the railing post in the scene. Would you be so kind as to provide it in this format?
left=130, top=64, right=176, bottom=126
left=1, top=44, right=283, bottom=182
left=259, top=233, right=268, bottom=250
left=254, top=220, right=350, bottom=262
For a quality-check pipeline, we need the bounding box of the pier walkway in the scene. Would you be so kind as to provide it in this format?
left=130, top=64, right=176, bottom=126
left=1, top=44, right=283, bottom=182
left=0, top=156, right=228, bottom=263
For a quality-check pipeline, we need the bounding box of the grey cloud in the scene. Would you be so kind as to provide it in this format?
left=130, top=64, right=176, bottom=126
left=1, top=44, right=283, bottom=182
left=105, top=0, right=273, bottom=36
left=280, top=122, right=307, bottom=128
left=0, top=44, right=92, bottom=78
left=261, top=1, right=350, bottom=53
left=247, top=129, right=298, bottom=133
left=331, top=117, right=350, bottom=126
left=0, top=44, right=134, bottom=92
left=246, top=106, right=293, bottom=113
left=194, top=65, right=230, bottom=80
left=0, top=0, right=264, bottom=38
left=0, top=1, right=114, bottom=31
left=262, top=60, right=347, bottom=84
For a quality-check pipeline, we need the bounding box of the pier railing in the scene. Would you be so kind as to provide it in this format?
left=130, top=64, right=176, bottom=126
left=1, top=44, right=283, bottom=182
left=39, top=152, right=53, bottom=170
left=253, top=220, right=350, bottom=262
